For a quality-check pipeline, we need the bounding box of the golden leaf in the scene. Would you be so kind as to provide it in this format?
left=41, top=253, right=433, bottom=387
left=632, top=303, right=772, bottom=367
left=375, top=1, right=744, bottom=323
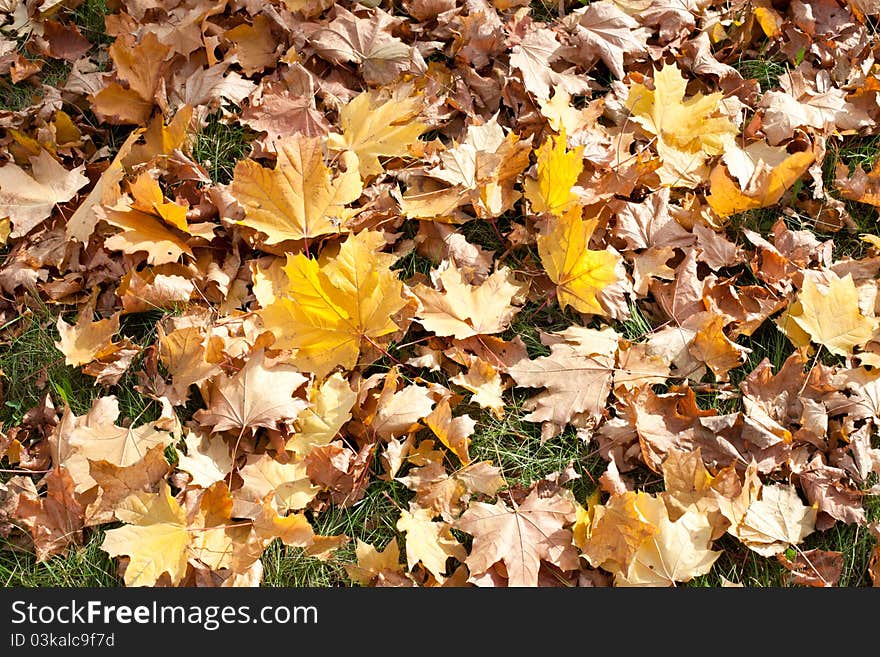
left=257, top=231, right=410, bottom=377
left=537, top=206, right=621, bottom=315
left=326, top=88, right=428, bottom=178
left=232, top=135, right=361, bottom=243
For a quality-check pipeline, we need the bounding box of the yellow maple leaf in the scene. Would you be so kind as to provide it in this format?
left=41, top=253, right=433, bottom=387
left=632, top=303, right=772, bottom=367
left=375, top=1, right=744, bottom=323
left=122, top=105, right=193, bottom=169
left=784, top=272, right=878, bottom=356
left=537, top=206, right=621, bottom=315
left=55, top=301, right=120, bottom=367
left=100, top=482, right=191, bottom=586
left=734, top=483, right=817, bottom=557
left=614, top=493, right=720, bottom=587
left=326, top=88, right=428, bottom=179
left=625, top=62, right=737, bottom=188
left=396, top=507, right=466, bottom=583
left=412, top=262, right=527, bottom=339
left=101, top=176, right=193, bottom=265
left=424, top=398, right=475, bottom=465
left=524, top=131, right=584, bottom=216
left=126, top=173, right=189, bottom=233
left=288, top=372, right=357, bottom=456
left=581, top=490, right=719, bottom=586
left=345, top=538, right=407, bottom=586
left=232, top=135, right=362, bottom=243
left=257, top=230, right=410, bottom=377
left=707, top=148, right=814, bottom=217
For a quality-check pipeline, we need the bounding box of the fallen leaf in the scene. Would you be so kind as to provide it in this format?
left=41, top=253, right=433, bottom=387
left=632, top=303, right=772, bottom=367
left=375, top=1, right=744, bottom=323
left=288, top=373, right=356, bottom=456
left=345, top=538, right=410, bottom=586
left=784, top=271, right=878, bottom=356
left=424, top=398, right=475, bottom=465
left=413, top=262, right=526, bottom=339
left=524, top=131, right=584, bottom=217
left=537, top=207, right=622, bottom=316
left=15, top=467, right=84, bottom=561
left=456, top=488, right=579, bottom=587
left=177, top=431, right=234, bottom=489
left=57, top=396, right=176, bottom=493
left=736, top=483, right=817, bottom=557
left=194, top=349, right=309, bottom=434
left=397, top=506, right=466, bottom=582
left=237, top=453, right=318, bottom=515
left=225, top=15, right=278, bottom=75
left=509, top=26, right=589, bottom=101
left=777, top=548, right=843, bottom=587
left=85, top=444, right=170, bottom=526
left=257, top=230, right=410, bottom=377
left=100, top=482, right=191, bottom=586
left=509, top=326, right=618, bottom=436
left=708, top=145, right=814, bottom=217
left=614, top=493, right=720, bottom=587
left=565, top=1, right=650, bottom=79
left=232, top=135, right=362, bottom=243
left=625, top=62, right=737, bottom=187
left=310, top=6, right=420, bottom=85
left=55, top=303, right=120, bottom=367
left=0, top=150, right=88, bottom=238
left=326, top=88, right=428, bottom=178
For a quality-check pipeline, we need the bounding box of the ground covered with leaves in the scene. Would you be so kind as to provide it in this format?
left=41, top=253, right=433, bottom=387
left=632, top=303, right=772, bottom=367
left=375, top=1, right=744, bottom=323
left=2, top=0, right=880, bottom=588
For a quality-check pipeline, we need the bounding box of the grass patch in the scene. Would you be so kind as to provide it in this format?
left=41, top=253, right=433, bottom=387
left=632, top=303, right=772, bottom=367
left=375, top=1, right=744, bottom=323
left=733, top=56, right=789, bottom=92
left=506, top=299, right=582, bottom=358
left=0, top=310, right=98, bottom=425
left=689, top=534, right=790, bottom=587
left=40, top=59, right=72, bottom=88
left=69, top=0, right=114, bottom=47
left=0, top=530, right=120, bottom=587
left=263, top=479, right=411, bottom=587
left=469, top=392, right=606, bottom=498
left=0, top=304, right=174, bottom=428
left=619, top=302, right=655, bottom=341
left=392, top=248, right=436, bottom=280
left=192, top=114, right=253, bottom=184
left=0, top=80, right=37, bottom=112
left=530, top=0, right=560, bottom=22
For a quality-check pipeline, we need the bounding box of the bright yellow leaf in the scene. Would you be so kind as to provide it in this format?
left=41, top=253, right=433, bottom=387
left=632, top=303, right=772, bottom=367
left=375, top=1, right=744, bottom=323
left=615, top=493, right=720, bottom=587
left=257, top=230, right=410, bottom=377
left=537, top=206, right=621, bottom=315
left=707, top=149, right=814, bottom=217
left=288, top=372, right=357, bottom=456
left=102, top=206, right=193, bottom=265
left=625, top=62, right=737, bottom=187
left=396, top=507, right=466, bottom=582
left=524, top=131, right=584, bottom=216
left=100, top=482, right=191, bottom=586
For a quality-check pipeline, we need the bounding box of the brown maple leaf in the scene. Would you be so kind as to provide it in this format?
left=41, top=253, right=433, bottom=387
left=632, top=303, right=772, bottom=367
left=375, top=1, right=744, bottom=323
left=195, top=350, right=309, bottom=434
left=310, top=7, right=424, bottom=85
left=456, top=488, right=579, bottom=587
left=15, top=467, right=84, bottom=561
left=508, top=326, right=618, bottom=438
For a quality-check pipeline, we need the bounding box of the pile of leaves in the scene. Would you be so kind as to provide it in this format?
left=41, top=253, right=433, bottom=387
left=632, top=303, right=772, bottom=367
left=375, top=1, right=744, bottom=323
left=3, top=0, right=880, bottom=587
